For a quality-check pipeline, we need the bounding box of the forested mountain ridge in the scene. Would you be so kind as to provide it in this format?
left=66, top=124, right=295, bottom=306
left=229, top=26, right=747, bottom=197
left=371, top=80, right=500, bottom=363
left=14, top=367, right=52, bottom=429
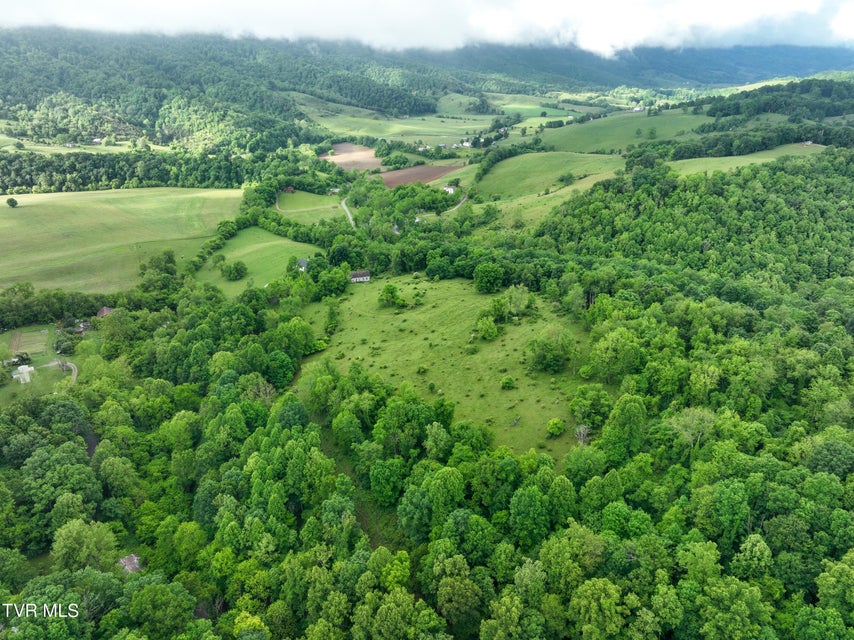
left=2, top=27, right=854, bottom=153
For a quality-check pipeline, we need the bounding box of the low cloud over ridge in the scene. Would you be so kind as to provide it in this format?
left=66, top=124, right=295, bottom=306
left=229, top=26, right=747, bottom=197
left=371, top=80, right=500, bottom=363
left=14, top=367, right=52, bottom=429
left=5, top=0, right=854, bottom=55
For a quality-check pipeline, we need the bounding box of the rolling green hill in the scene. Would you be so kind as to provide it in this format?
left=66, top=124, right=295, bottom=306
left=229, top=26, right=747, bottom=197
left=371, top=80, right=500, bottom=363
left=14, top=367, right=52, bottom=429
left=0, top=188, right=240, bottom=291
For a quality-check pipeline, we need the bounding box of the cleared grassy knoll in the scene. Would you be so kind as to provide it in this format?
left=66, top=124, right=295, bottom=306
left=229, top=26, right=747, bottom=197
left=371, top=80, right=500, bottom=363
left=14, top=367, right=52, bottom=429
left=541, top=110, right=712, bottom=153
left=300, top=276, right=589, bottom=460
left=195, top=227, right=320, bottom=297
left=669, top=143, right=827, bottom=175
left=0, top=188, right=241, bottom=293
left=487, top=93, right=580, bottom=118
left=436, top=94, right=483, bottom=116
left=478, top=152, right=623, bottom=200
left=276, top=190, right=345, bottom=225
left=0, top=325, right=71, bottom=405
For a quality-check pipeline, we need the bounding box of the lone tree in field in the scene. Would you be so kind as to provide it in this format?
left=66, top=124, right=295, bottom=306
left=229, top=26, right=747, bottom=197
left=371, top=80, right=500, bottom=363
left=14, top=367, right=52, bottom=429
left=6, top=198, right=17, bottom=208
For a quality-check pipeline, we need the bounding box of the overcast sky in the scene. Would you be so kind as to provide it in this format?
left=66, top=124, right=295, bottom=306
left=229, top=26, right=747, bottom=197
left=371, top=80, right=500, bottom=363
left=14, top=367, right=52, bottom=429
left=6, top=0, right=854, bottom=56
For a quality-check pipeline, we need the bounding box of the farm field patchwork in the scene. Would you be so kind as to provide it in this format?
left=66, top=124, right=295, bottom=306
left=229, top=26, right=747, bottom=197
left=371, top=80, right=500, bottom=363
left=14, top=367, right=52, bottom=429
left=0, top=188, right=241, bottom=292
left=300, top=276, right=592, bottom=460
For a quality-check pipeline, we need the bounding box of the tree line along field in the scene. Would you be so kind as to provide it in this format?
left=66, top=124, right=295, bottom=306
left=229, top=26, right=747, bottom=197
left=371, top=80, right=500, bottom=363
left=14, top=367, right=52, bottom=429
left=0, top=188, right=241, bottom=292
left=299, top=275, right=593, bottom=461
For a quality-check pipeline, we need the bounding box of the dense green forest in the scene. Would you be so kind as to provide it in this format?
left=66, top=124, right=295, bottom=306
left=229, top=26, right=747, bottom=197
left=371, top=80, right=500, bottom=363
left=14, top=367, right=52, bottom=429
left=1, top=30, right=854, bottom=640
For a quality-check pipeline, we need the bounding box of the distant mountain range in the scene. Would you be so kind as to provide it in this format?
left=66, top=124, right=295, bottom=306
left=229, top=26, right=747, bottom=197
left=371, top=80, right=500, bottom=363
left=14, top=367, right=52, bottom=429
left=1, top=27, right=852, bottom=152
left=410, top=44, right=854, bottom=89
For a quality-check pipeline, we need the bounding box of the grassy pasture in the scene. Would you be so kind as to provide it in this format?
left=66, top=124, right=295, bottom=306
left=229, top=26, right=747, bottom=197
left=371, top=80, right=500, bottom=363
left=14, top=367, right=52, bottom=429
left=300, top=276, right=589, bottom=459
left=478, top=151, right=623, bottom=199
left=669, top=143, right=827, bottom=175
left=292, top=92, right=494, bottom=146
left=487, top=93, right=579, bottom=118
left=541, top=110, right=712, bottom=153
left=195, top=227, right=320, bottom=297
left=276, top=190, right=345, bottom=225
left=0, top=188, right=241, bottom=292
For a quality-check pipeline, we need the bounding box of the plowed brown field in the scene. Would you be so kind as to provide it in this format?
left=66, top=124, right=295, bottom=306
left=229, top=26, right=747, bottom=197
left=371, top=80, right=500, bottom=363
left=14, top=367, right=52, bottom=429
left=320, top=143, right=382, bottom=170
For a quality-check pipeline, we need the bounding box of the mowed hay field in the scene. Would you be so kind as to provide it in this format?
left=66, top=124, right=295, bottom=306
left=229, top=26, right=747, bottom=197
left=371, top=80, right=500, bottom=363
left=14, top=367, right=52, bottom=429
left=478, top=152, right=623, bottom=199
left=300, top=276, right=590, bottom=460
left=0, top=188, right=241, bottom=292
left=276, top=190, right=346, bottom=225
left=541, top=111, right=712, bottom=153
left=195, top=227, right=321, bottom=297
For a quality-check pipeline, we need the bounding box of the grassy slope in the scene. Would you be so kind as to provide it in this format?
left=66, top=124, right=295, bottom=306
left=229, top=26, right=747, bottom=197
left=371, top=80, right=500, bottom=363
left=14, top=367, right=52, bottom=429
left=276, top=190, right=346, bottom=225
left=669, top=142, right=826, bottom=175
left=479, top=151, right=623, bottom=198
left=195, top=227, right=320, bottom=297
left=293, top=92, right=495, bottom=147
left=540, top=110, right=712, bottom=153
left=0, top=188, right=241, bottom=292
left=300, top=276, right=588, bottom=460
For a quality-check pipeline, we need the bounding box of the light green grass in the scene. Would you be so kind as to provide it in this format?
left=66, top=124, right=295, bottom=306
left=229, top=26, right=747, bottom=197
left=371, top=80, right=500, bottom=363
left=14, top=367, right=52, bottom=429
left=0, top=188, right=241, bottom=292
left=541, top=111, right=712, bottom=153
left=277, top=190, right=346, bottom=225
left=195, top=227, right=320, bottom=297
left=291, top=92, right=494, bottom=146
left=487, top=93, right=580, bottom=118
left=479, top=151, right=623, bottom=199
left=300, top=276, right=588, bottom=459
left=669, top=143, right=827, bottom=175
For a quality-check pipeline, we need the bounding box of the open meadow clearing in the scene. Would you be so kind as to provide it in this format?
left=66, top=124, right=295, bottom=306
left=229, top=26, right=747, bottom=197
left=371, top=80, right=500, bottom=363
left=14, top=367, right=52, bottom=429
left=300, top=276, right=593, bottom=460
left=540, top=110, right=712, bottom=153
left=195, top=227, right=321, bottom=297
left=487, top=93, right=582, bottom=118
left=276, top=189, right=345, bottom=224
left=294, top=92, right=495, bottom=146
left=478, top=151, right=623, bottom=199
left=668, top=142, right=827, bottom=174
left=0, top=187, right=241, bottom=292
